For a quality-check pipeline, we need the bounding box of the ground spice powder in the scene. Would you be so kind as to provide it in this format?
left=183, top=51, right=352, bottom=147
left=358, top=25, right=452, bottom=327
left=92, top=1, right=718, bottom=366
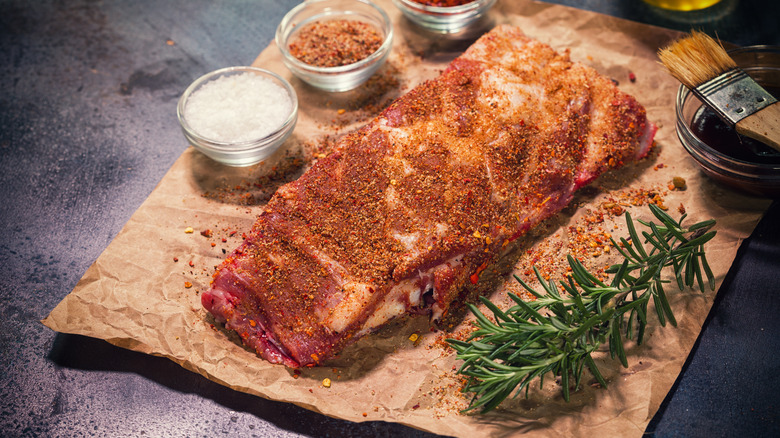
left=288, top=19, right=383, bottom=68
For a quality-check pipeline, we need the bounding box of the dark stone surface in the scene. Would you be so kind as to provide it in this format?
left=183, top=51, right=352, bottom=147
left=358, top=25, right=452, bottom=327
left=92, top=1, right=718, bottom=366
left=1, top=0, right=777, bottom=436
left=646, top=201, right=780, bottom=437
left=547, top=0, right=780, bottom=47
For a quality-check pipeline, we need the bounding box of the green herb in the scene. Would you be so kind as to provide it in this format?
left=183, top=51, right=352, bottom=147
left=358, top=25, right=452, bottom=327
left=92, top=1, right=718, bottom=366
left=446, top=204, right=717, bottom=413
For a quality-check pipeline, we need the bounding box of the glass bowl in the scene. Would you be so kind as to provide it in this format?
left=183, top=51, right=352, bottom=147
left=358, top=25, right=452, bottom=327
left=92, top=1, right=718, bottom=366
left=276, top=0, right=393, bottom=92
left=392, top=0, right=496, bottom=34
left=676, top=45, right=780, bottom=198
left=177, top=66, right=298, bottom=167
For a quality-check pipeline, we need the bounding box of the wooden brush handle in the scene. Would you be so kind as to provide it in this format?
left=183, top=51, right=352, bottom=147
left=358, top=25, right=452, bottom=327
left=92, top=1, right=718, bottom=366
left=736, top=102, right=780, bottom=153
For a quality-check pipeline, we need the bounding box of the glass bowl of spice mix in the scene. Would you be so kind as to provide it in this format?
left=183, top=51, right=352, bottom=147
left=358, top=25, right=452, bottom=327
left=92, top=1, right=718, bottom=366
left=276, top=0, right=393, bottom=92
left=392, top=0, right=496, bottom=34
left=177, top=66, right=298, bottom=167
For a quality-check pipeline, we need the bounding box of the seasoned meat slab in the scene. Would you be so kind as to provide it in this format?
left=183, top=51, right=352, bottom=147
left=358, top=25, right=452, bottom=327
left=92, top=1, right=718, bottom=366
left=202, top=25, right=656, bottom=368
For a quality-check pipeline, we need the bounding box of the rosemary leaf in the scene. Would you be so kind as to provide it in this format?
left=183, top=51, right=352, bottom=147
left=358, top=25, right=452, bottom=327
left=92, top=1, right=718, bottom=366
left=626, top=211, right=649, bottom=259
left=447, top=205, right=717, bottom=413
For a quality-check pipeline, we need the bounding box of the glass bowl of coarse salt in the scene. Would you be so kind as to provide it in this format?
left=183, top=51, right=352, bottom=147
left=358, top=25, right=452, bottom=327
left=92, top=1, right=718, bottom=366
left=177, top=66, right=298, bottom=167
left=276, top=0, right=393, bottom=92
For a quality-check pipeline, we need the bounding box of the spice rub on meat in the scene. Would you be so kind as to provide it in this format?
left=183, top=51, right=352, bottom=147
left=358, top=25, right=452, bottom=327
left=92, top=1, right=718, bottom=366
left=201, top=25, right=656, bottom=368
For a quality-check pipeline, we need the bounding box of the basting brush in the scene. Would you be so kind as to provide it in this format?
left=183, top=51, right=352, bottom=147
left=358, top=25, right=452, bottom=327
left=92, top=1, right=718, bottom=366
left=658, top=31, right=780, bottom=153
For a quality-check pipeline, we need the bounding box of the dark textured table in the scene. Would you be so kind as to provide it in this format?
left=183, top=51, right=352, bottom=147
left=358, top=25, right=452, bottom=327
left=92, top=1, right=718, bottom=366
left=1, top=0, right=778, bottom=436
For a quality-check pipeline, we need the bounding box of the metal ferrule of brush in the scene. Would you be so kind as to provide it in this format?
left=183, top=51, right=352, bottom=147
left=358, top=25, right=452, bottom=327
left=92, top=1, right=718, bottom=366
left=693, top=69, right=778, bottom=125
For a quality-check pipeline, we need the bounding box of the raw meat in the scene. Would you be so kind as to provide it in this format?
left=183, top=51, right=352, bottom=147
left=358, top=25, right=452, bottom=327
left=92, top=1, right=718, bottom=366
left=201, top=25, right=656, bottom=368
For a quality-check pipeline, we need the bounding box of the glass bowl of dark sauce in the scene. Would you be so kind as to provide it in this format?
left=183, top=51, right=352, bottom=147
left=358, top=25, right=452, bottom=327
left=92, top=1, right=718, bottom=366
left=676, top=45, right=780, bottom=198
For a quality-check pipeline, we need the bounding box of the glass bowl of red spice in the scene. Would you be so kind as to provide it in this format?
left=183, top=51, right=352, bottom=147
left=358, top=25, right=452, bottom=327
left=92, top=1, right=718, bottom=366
left=392, top=0, right=496, bottom=34
left=276, top=0, right=393, bottom=92
left=676, top=45, right=780, bottom=198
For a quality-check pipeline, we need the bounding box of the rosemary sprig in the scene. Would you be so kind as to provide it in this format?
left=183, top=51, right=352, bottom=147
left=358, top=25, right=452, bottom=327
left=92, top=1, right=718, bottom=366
left=446, top=204, right=717, bottom=413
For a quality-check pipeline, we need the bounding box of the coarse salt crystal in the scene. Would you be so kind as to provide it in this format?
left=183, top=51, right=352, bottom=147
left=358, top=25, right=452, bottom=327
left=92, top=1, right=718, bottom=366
left=184, top=72, right=293, bottom=144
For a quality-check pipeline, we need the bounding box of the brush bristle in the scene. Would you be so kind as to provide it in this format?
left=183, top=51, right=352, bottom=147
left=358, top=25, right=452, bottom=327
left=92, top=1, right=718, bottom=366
left=658, top=31, right=737, bottom=89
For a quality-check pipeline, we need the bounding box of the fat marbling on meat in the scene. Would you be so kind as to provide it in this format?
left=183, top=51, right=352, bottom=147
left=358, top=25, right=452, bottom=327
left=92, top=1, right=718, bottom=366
left=201, top=25, right=657, bottom=368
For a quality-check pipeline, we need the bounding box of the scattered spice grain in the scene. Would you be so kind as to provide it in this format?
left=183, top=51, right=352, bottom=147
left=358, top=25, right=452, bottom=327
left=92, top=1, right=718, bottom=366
left=670, top=176, right=686, bottom=190
left=288, top=20, right=383, bottom=68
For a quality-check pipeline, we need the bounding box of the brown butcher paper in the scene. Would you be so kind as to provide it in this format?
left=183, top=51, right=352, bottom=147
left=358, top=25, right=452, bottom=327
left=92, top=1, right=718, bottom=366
left=43, top=1, right=772, bottom=437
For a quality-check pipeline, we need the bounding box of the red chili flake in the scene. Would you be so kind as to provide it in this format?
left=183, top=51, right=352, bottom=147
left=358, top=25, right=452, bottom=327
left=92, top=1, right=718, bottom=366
left=188, top=260, right=195, bottom=267
left=469, top=261, right=488, bottom=284
left=229, top=230, right=238, bottom=237
left=629, top=71, right=636, bottom=83
left=412, top=404, right=420, bottom=410
left=200, top=229, right=212, bottom=238
left=173, top=257, right=179, bottom=262
left=184, top=281, right=193, bottom=288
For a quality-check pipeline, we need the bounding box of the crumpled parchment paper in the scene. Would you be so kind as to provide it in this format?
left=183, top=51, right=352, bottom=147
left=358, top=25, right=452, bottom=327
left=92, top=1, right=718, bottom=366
left=43, top=1, right=772, bottom=436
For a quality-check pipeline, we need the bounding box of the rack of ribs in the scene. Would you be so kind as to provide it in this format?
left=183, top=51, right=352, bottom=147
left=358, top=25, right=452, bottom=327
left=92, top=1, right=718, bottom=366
left=201, top=25, right=657, bottom=368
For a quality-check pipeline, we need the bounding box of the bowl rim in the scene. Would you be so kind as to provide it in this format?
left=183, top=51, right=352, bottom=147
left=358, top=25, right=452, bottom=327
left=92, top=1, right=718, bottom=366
left=275, top=0, right=394, bottom=75
left=177, top=66, right=298, bottom=152
left=675, top=45, right=780, bottom=172
left=392, top=0, right=495, bottom=14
